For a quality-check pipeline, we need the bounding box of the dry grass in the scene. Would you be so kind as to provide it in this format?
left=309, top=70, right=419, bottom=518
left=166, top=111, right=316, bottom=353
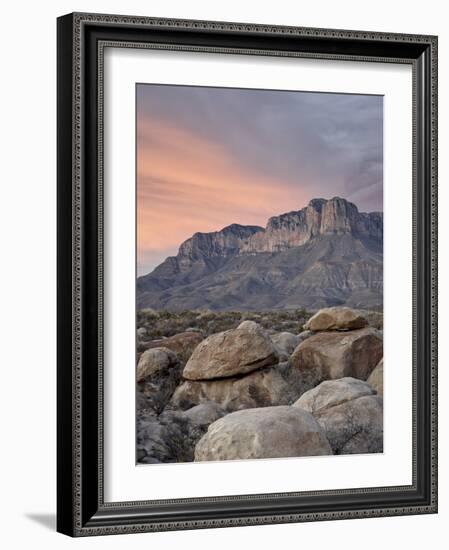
left=137, top=308, right=312, bottom=340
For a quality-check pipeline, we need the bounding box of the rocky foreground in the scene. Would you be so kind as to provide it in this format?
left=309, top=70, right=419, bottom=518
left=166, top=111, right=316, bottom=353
left=136, top=306, right=384, bottom=464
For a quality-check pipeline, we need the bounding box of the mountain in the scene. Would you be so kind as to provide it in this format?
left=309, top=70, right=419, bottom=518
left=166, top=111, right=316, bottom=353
left=137, top=197, right=383, bottom=311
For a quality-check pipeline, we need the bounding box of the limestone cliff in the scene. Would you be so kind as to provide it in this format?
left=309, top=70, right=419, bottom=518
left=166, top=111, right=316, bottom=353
left=137, top=197, right=383, bottom=311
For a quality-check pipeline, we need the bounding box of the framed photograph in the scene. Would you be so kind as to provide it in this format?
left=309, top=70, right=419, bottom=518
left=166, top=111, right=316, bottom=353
left=57, top=12, right=438, bottom=536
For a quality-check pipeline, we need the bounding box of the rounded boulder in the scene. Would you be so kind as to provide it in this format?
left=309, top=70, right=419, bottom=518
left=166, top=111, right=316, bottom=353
left=290, top=327, right=383, bottom=392
left=194, top=406, right=332, bottom=461
left=304, top=307, right=369, bottom=332
left=294, top=378, right=383, bottom=454
left=183, top=323, right=279, bottom=380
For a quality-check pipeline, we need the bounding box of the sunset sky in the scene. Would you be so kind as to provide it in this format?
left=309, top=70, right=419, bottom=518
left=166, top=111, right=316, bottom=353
left=137, top=84, right=383, bottom=276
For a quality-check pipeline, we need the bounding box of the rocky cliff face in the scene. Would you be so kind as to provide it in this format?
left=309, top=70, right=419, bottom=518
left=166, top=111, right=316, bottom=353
left=138, top=197, right=383, bottom=311
left=177, top=224, right=264, bottom=271
left=174, top=197, right=382, bottom=260
left=242, top=197, right=382, bottom=253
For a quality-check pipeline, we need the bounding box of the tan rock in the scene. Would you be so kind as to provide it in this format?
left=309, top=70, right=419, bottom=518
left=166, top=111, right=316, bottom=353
left=237, top=320, right=261, bottom=331
left=304, top=306, right=369, bottom=331
left=294, top=378, right=383, bottom=454
left=293, top=377, right=375, bottom=413
left=137, top=347, right=178, bottom=381
left=183, top=323, right=278, bottom=380
left=367, top=358, right=383, bottom=396
left=170, top=365, right=294, bottom=412
left=290, top=327, right=383, bottom=392
left=194, top=406, right=332, bottom=461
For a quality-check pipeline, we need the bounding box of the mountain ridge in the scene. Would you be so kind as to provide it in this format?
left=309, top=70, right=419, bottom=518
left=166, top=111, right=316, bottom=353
left=137, top=197, right=383, bottom=311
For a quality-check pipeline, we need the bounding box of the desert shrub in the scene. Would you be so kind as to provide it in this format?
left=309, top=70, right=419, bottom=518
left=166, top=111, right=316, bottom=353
left=137, top=308, right=313, bottom=341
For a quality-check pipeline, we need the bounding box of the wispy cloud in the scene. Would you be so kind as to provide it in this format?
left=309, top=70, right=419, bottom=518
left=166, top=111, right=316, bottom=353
left=137, top=84, right=383, bottom=275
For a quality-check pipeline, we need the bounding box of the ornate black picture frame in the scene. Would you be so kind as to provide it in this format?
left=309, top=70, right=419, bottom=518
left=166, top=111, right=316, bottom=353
left=57, top=12, right=438, bottom=537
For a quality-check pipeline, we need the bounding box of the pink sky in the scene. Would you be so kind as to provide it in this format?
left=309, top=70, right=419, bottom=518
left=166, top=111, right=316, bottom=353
left=137, top=85, right=383, bottom=275
left=137, top=118, right=310, bottom=274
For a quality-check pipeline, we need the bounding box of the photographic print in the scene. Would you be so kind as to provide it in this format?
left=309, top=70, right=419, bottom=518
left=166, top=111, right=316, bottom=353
left=135, top=84, right=384, bottom=465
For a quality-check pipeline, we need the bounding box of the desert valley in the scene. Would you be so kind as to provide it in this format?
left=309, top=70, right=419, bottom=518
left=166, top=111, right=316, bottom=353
left=135, top=197, right=384, bottom=464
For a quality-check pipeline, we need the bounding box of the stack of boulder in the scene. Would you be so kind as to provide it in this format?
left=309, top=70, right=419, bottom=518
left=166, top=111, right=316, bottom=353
left=169, top=321, right=300, bottom=411
left=137, top=306, right=384, bottom=463
left=289, top=307, right=383, bottom=393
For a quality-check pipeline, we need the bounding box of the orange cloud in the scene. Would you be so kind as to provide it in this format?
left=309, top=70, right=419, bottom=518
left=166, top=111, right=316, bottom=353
left=137, top=117, right=309, bottom=274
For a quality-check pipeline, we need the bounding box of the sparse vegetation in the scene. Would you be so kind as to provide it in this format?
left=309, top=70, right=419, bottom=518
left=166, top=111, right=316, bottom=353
left=136, top=308, right=313, bottom=341
left=136, top=305, right=383, bottom=464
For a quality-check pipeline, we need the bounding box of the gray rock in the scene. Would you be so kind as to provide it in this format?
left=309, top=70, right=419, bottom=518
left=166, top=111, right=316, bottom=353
left=304, top=307, right=369, bottom=332
left=317, top=395, right=383, bottom=454
left=294, top=379, right=383, bottom=454
left=367, top=358, right=383, bottom=396
left=136, top=391, right=152, bottom=411
left=137, top=406, right=225, bottom=464
left=136, top=347, right=182, bottom=413
left=194, top=406, right=332, bottom=461
left=270, top=332, right=301, bottom=360
left=137, top=410, right=193, bottom=463
left=183, top=402, right=226, bottom=426
left=183, top=323, right=279, bottom=380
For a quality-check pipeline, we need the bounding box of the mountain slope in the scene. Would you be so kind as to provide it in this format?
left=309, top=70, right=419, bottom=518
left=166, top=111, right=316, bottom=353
left=137, top=197, right=383, bottom=311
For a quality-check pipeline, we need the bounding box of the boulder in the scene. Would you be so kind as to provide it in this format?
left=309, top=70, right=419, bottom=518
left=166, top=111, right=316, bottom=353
left=137, top=408, right=212, bottom=464
left=237, top=320, right=260, bottom=330
left=367, top=358, right=383, bottom=396
left=183, top=402, right=226, bottom=426
left=290, top=327, right=383, bottom=392
left=183, top=322, right=279, bottom=380
left=304, top=307, right=369, bottom=332
left=194, top=406, right=332, bottom=461
left=138, top=331, right=204, bottom=362
left=170, top=365, right=297, bottom=412
left=137, top=410, right=191, bottom=463
left=270, top=332, right=301, bottom=360
left=137, top=347, right=178, bottom=381
left=293, top=377, right=375, bottom=413
left=137, top=402, right=227, bottom=464
left=294, top=379, right=383, bottom=454
left=136, top=347, right=182, bottom=413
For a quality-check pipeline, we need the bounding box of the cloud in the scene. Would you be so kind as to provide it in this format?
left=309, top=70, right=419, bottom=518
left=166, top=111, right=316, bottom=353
left=137, top=84, right=383, bottom=274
